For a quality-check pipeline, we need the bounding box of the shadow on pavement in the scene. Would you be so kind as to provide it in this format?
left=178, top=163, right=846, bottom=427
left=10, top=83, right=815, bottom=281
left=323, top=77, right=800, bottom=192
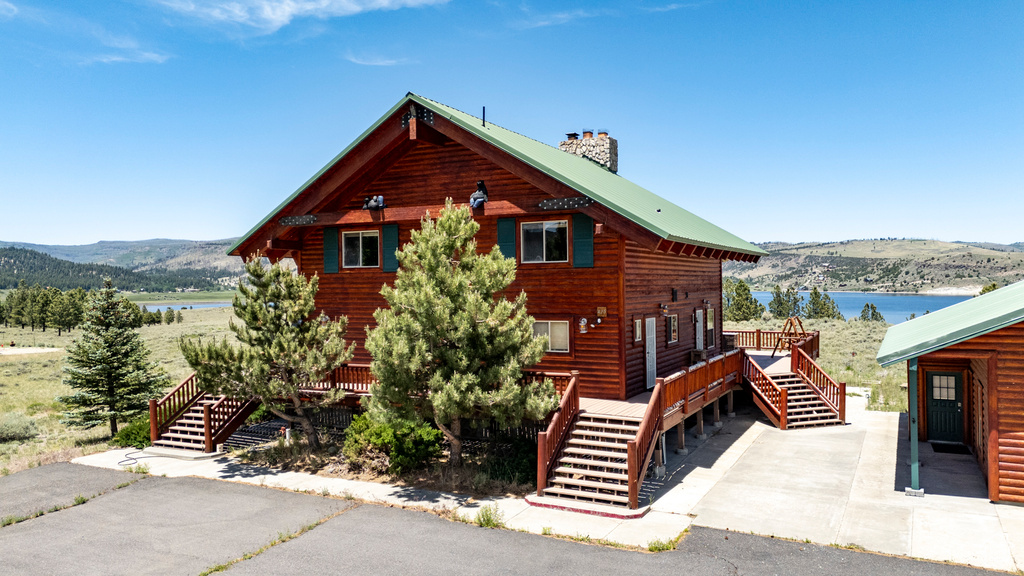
left=893, top=412, right=989, bottom=498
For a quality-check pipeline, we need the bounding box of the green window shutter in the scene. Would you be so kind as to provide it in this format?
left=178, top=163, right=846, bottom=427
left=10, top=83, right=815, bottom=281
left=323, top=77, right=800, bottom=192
left=572, top=213, right=594, bottom=268
left=496, top=218, right=516, bottom=260
left=323, top=228, right=338, bottom=274
left=382, top=224, right=399, bottom=272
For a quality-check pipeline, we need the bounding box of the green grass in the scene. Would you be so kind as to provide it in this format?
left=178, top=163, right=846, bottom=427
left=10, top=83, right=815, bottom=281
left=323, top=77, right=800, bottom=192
left=473, top=504, right=505, bottom=528
left=124, top=291, right=237, bottom=304
left=725, top=318, right=908, bottom=412
left=0, top=307, right=235, bottom=473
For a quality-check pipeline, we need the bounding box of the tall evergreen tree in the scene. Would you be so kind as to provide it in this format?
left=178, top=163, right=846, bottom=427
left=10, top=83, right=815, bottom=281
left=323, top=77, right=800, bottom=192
left=859, top=303, right=885, bottom=322
left=725, top=280, right=766, bottom=321
left=364, top=200, right=558, bottom=467
left=175, top=310, right=184, bottom=324
left=805, top=287, right=844, bottom=320
left=768, top=285, right=803, bottom=319
left=722, top=278, right=737, bottom=313
left=179, top=259, right=354, bottom=449
left=58, top=279, right=168, bottom=436
left=163, top=308, right=175, bottom=325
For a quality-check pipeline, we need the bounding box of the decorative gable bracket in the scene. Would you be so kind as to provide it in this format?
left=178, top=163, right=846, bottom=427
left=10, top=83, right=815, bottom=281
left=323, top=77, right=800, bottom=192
left=401, top=105, right=434, bottom=128
left=538, top=196, right=594, bottom=211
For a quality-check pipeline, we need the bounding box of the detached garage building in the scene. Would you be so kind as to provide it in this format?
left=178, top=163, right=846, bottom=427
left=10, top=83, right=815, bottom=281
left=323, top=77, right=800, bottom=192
left=877, top=280, right=1024, bottom=503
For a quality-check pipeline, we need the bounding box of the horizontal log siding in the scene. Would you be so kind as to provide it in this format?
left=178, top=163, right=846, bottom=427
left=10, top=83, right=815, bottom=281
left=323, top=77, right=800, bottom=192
left=622, top=241, right=722, bottom=399
left=294, top=141, right=624, bottom=399
left=928, top=323, right=1024, bottom=503
left=970, top=357, right=989, bottom=477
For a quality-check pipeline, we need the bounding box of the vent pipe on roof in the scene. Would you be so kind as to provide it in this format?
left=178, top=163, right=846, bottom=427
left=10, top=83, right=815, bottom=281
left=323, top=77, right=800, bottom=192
left=559, top=129, right=618, bottom=173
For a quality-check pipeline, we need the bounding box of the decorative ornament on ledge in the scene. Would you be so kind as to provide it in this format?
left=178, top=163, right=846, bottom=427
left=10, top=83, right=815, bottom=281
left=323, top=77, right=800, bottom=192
left=362, top=195, right=386, bottom=210
left=469, top=180, right=488, bottom=209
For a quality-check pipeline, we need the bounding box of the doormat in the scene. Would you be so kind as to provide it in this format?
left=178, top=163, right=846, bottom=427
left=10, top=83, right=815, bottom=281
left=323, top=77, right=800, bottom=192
left=931, top=442, right=971, bottom=455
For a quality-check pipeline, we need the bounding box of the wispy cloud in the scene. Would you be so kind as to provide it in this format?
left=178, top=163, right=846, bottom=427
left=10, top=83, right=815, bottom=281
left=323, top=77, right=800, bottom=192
left=510, top=6, right=609, bottom=30
left=157, top=0, right=450, bottom=34
left=0, top=0, right=18, bottom=19
left=84, top=51, right=170, bottom=64
left=82, top=26, right=171, bottom=64
left=643, top=1, right=717, bottom=13
left=344, top=51, right=410, bottom=66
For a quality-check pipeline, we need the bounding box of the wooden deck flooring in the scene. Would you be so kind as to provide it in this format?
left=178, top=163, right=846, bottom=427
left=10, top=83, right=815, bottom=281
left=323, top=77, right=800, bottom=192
left=745, top=350, right=793, bottom=376
left=580, top=394, right=650, bottom=419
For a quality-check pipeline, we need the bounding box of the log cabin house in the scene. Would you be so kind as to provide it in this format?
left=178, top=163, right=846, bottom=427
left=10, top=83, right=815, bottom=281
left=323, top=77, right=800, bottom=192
left=150, top=93, right=847, bottom=511
left=877, top=280, right=1024, bottom=504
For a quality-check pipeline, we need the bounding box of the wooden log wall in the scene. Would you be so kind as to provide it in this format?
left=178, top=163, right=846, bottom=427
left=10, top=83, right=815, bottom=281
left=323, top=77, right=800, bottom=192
left=970, top=357, right=989, bottom=477
left=293, top=140, right=625, bottom=400
left=622, top=241, right=722, bottom=399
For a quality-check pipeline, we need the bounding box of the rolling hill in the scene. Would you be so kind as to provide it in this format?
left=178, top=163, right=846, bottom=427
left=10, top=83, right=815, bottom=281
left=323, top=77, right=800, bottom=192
left=0, top=238, right=244, bottom=273
left=723, top=239, right=1024, bottom=295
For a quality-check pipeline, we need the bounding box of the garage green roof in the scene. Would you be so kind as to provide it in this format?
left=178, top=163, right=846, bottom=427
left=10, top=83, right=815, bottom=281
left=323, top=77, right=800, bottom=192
left=230, top=93, right=767, bottom=259
left=876, top=280, right=1024, bottom=366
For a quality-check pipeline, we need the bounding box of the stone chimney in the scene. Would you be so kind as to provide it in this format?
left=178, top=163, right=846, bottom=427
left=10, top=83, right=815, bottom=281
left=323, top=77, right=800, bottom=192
left=559, top=128, right=618, bottom=173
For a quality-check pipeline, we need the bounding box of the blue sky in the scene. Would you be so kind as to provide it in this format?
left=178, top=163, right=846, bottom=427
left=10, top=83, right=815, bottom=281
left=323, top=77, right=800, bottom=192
left=1, top=1, right=1021, bottom=246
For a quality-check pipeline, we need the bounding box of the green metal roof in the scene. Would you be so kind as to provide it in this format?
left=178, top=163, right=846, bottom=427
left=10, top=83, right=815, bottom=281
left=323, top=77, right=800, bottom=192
left=230, top=93, right=767, bottom=259
left=876, top=280, right=1024, bottom=366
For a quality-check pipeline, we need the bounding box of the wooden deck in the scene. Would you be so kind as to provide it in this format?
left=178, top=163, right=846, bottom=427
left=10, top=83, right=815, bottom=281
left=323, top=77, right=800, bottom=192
left=745, top=350, right=793, bottom=376
left=580, top=394, right=649, bottom=419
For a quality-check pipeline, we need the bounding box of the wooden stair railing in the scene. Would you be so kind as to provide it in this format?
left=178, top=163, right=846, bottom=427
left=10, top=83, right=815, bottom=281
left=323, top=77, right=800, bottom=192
left=792, top=347, right=845, bottom=423
left=536, top=371, right=579, bottom=496
left=743, top=355, right=788, bottom=430
left=204, top=396, right=262, bottom=452
left=627, top=382, right=663, bottom=509
left=150, top=373, right=204, bottom=442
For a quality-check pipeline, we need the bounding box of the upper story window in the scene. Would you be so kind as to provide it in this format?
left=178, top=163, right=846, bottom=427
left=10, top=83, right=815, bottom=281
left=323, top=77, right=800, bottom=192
left=343, top=231, right=379, bottom=268
left=521, top=220, right=568, bottom=263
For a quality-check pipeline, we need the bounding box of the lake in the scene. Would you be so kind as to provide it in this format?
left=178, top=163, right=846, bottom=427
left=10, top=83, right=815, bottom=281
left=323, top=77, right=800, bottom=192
left=751, top=291, right=971, bottom=324
left=137, top=302, right=232, bottom=313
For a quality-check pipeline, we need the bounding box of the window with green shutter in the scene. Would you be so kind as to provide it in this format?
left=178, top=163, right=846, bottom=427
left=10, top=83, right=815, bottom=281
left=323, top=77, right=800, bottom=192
left=323, top=228, right=338, bottom=274
left=496, top=218, right=516, bottom=260
left=382, top=224, right=399, bottom=272
left=572, top=213, right=593, bottom=268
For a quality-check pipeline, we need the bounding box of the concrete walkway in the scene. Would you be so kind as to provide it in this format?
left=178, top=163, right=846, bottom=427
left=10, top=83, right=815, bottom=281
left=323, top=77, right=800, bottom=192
left=74, top=391, right=1024, bottom=571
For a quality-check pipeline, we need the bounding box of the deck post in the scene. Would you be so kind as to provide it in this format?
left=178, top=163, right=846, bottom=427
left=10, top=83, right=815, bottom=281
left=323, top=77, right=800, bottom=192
left=695, top=408, right=706, bottom=440
left=675, top=419, right=687, bottom=455
left=203, top=404, right=213, bottom=453
left=755, top=329, right=761, bottom=350
left=536, top=431, right=548, bottom=496
left=712, top=398, right=722, bottom=427
left=149, top=399, right=159, bottom=442
left=726, top=390, right=735, bottom=417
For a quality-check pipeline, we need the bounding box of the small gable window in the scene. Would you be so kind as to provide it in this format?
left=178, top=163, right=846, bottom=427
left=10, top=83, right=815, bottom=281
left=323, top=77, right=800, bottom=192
left=342, top=231, right=379, bottom=268
left=521, top=221, right=568, bottom=263
left=533, top=320, right=570, bottom=353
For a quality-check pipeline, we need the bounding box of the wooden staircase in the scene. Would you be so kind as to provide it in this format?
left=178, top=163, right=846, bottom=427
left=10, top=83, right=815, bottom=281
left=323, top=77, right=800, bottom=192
left=150, top=377, right=261, bottom=453
left=774, top=373, right=843, bottom=428
left=153, top=393, right=218, bottom=451
left=540, top=413, right=642, bottom=507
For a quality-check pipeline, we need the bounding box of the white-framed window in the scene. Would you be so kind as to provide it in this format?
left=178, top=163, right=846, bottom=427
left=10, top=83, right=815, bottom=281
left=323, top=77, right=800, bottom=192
left=668, top=315, right=678, bottom=343
left=634, top=318, right=642, bottom=343
left=521, top=220, right=568, bottom=263
left=706, top=307, right=716, bottom=348
left=342, top=231, right=379, bottom=268
left=533, top=320, right=570, bottom=353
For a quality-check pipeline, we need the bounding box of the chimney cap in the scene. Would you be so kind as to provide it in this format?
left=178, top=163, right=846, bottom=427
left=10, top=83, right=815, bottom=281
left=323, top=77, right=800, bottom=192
left=582, top=128, right=594, bottom=138
left=565, top=132, right=579, bottom=140
left=597, top=129, right=609, bottom=137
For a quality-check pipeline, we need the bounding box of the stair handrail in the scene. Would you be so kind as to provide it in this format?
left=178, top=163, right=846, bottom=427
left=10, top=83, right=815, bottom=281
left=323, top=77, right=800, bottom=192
left=536, top=370, right=579, bottom=496
left=792, top=347, right=845, bottom=423
left=203, top=395, right=261, bottom=452
left=149, top=373, right=205, bottom=442
left=627, top=382, right=663, bottom=509
left=743, top=355, right=788, bottom=430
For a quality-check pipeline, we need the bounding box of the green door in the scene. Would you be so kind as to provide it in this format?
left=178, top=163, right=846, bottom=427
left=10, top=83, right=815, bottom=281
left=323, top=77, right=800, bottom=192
left=926, top=372, right=963, bottom=443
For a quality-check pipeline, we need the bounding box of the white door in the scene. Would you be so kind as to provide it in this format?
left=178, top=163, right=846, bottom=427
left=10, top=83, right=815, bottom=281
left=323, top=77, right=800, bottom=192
left=695, top=309, right=705, bottom=350
left=645, top=317, right=657, bottom=389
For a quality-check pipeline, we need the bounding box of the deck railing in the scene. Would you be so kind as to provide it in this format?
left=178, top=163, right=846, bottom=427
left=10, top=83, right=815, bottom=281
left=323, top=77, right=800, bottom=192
left=536, top=371, right=579, bottom=496
left=659, top=350, right=743, bottom=418
left=627, top=382, right=663, bottom=509
left=204, top=396, right=259, bottom=452
left=150, top=373, right=205, bottom=442
left=743, top=355, right=787, bottom=430
left=793, top=331, right=820, bottom=360
left=726, top=329, right=786, bottom=351
left=523, top=370, right=575, bottom=395
left=792, top=347, right=845, bottom=423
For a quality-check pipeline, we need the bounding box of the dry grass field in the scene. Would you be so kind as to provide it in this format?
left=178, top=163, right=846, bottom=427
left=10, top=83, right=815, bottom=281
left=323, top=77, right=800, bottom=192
left=0, top=306, right=234, bottom=474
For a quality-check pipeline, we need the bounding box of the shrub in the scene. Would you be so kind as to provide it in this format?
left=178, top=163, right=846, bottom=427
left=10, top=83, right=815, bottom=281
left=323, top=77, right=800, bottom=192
left=0, top=412, right=38, bottom=442
left=474, top=504, right=505, bottom=528
left=483, top=436, right=536, bottom=485
left=246, top=403, right=272, bottom=424
left=343, top=413, right=443, bottom=474
left=112, top=418, right=152, bottom=449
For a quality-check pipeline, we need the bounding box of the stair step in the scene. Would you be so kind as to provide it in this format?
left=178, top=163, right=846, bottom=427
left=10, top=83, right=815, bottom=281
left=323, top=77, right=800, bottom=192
left=574, top=420, right=640, bottom=433
left=550, top=476, right=628, bottom=492
left=153, top=439, right=206, bottom=450
left=571, top=429, right=635, bottom=442
left=579, top=414, right=643, bottom=425
left=563, top=446, right=629, bottom=460
left=558, top=457, right=629, bottom=471
left=566, top=438, right=629, bottom=451
left=787, top=418, right=842, bottom=428
left=161, top=431, right=206, bottom=441
left=788, top=406, right=831, bottom=415
left=542, top=486, right=630, bottom=505
left=553, top=466, right=628, bottom=481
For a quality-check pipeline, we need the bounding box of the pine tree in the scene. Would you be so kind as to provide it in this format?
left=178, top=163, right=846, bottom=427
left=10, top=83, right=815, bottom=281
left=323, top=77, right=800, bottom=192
left=725, top=280, right=766, bottom=322
left=805, top=287, right=844, bottom=320
left=179, top=259, right=354, bottom=449
left=722, top=278, right=736, bottom=313
left=163, top=308, right=175, bottom=325
left=47, top=290, right=75, bottom=336
left=768, top=285, right=803, bottom=319
left=59, top=279, right=168, bottom=436
left=175, top=310, right=183, bottom=323
left=364, top=200, right=558, bottom=467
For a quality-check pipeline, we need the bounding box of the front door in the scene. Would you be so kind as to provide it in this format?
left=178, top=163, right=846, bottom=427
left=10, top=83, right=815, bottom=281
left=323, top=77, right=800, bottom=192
left=645, top=317, right=657, bottom=389
left=927, top=371, right=964, bottom=443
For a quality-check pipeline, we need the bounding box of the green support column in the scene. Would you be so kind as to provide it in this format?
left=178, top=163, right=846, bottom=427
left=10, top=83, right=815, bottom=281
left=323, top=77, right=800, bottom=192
left=908, top=358, right=921, bottom=493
